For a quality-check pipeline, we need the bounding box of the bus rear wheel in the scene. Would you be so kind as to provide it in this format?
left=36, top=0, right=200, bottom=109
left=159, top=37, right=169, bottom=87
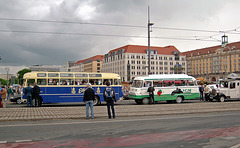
left=93, top=96, right=100, bottom=106
left=142, top=98, right=150, bottom=105
left=176, top=96, right=183, bottom=103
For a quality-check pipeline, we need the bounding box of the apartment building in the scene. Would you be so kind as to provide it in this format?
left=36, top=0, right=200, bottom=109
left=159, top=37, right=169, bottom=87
left=71, top=55, right=104, bottom=73
left=183, top=41, right=240, bottom=82
left=101, top=45, right=186, bottom=82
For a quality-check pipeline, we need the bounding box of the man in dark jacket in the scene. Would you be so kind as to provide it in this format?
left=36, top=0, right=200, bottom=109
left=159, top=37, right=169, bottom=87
left=103, top=81, right=117, bottom=119
left=83, top=83, right=95, bottom=119
left=199, top=84, right=204, bottom=101
left=24, top=83, right=33, bottom=107
left=147, top=84, right=155, bottom=104
left=33, top=82, right=41, bottom=107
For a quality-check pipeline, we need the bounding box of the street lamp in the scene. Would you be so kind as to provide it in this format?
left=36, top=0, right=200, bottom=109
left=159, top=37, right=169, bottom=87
left=147, top=6, right=154, bottom=75
left=5, top=67, right=9, bottom=87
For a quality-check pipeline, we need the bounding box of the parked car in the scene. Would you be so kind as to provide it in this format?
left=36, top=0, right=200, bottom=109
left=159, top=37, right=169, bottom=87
left=10, top=94, right=26, bottom=104
left=207, top=84, right=227, bottom=102
left=123, top=91, right=130, bottom=100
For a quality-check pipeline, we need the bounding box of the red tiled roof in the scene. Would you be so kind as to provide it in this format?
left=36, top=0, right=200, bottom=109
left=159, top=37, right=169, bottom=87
left=182, top=41, right=240, bottom=57
left=107, top=45, right=183, bottom=56
left=75, top=55, right=104, bottom=65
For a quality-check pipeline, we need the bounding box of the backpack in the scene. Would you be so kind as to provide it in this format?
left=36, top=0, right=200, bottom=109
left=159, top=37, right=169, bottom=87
left=105, top=87, right=113, bottom=98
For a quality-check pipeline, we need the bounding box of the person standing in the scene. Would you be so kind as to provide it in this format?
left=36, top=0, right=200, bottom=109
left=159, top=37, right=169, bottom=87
left=0, top=86, right=7, bottom=108
left=216, top=84, right=221, bottom=99
left=33, top=82, right=41, bottom=107
left=203, top=84, right=211, bottom=101
left=147, top=84, right=155, bottom=104
left=24, top=83, right=33, bottom=107
left=7, top=86, right=14, bottom=100
left=199, top=84, right=204, bottom=101
left=103, top=81, right=117, bottom=119
left=83, top=83, right=95, bottom=119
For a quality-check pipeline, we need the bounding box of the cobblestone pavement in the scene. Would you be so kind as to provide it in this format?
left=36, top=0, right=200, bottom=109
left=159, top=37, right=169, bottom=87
left=0, top=101, right=240, bottom=121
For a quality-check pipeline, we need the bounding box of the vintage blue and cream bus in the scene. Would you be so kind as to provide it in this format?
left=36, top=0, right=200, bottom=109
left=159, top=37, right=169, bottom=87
left=22, top=72, right=123, bottom=106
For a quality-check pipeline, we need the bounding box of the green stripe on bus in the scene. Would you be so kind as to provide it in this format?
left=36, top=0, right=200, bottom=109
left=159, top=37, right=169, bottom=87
left=129, top=93, right=200, bottom=101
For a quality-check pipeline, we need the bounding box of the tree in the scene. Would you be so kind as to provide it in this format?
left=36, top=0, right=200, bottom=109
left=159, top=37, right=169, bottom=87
left=17, top=69, right=31, bottom=84
left=0, top=78, right=7, bottom=85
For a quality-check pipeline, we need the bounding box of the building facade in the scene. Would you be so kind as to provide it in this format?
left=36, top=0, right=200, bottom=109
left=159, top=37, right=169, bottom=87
left=101, top=45, right=186, bottom=82
left=71, top=55, right=104, bottom=73
left=183, top=41, right=240, bottom=82
left=60, top=61, right=75, bottom=72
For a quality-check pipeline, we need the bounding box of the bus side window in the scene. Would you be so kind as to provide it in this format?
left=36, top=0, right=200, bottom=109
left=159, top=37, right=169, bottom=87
left=27, top=79, right=35, bottom=86
left=188, top=80, right=194, bottom=86
left=114, top=79, right=118, bottom=85
left=37, top=79, right=46, bottom=85
left=153, top=81, right=162, bottom=87
left=103, top=79, right=113, bottom=85
left=60, top=79, right=74, bottom=85
left=174, top=80, right=182, bottom=86
left=48, top=79, right=59, bottom=85
left=75, top=79, right=87, bottom=85
left=144, top=81, right=152, bottom=87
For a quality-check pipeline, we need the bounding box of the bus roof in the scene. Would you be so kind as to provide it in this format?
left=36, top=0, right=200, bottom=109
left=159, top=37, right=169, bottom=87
left=23, top=72, right=121, bottom=79
left=133, top=74, right=196, bottom=81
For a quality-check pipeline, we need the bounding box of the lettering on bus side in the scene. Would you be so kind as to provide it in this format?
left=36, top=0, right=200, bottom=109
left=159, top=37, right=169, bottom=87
left=71, top=87, right=87, bottom=94
left=182, top=89, right=191, bottom=93
left=78, top=88, right=86, bottom=94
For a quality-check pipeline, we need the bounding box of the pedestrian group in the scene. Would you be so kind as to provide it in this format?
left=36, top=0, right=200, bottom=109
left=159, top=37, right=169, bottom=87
left=83, top=81, right=117, bottom=119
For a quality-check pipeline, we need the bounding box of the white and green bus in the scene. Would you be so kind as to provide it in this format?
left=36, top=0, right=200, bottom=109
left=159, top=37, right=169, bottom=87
left=129, top=74, right=200, bottom=104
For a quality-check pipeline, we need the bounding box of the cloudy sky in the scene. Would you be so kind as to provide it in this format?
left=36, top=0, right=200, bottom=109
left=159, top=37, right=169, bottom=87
left=0, top=0, right=240, bottom=73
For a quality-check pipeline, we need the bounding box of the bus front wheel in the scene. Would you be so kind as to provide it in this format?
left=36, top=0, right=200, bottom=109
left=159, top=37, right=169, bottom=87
left=176, top=97, right=183, bottom=103
left=142, top=98, right=150, bottom=105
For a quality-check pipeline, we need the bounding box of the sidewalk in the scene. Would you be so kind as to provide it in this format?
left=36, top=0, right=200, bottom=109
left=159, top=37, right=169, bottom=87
left=1, top=101, right=240, bottom=121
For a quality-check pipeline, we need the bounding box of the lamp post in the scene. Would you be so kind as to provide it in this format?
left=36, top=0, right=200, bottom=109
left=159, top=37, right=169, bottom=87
left=147, top=6, right=154, bottom=75
left=5, top=67, right=9, bottom=87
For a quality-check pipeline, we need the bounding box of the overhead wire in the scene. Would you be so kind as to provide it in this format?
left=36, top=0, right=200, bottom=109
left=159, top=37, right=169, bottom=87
left=0, top=17, right=239, bottom=42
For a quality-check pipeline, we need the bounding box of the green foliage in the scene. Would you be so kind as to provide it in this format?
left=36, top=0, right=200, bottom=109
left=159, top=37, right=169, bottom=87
left=17, top=69, right=31, bottom=84
left=0, top=78, right=7, bottom=85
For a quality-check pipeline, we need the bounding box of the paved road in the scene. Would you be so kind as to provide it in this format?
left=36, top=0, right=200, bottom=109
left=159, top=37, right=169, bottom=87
left=0, top=111, right=240, bottom=147
left=6, top=99, right=210, bottom=108
left=2, top=100, right=240, bottom=121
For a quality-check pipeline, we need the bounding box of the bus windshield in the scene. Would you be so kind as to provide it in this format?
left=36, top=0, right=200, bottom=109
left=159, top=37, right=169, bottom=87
left=132, top=80, right=143, bottom=88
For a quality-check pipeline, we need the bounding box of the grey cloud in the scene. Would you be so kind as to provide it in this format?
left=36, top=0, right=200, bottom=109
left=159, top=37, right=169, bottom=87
left=0, top=0, right=239, bottom=68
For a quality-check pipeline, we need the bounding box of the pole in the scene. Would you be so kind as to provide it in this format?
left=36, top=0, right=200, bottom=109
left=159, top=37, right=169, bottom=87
left=147, top=6, right=151, bottom=75
left=5, top=67, right=9, bottom=87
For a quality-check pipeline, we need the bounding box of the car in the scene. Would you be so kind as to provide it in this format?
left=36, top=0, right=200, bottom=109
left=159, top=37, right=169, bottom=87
left=123, top=91, right=130, bottom=100
left=10, top=94, right=26, bottom=104
left=207, top=84, right=226, bottom=102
